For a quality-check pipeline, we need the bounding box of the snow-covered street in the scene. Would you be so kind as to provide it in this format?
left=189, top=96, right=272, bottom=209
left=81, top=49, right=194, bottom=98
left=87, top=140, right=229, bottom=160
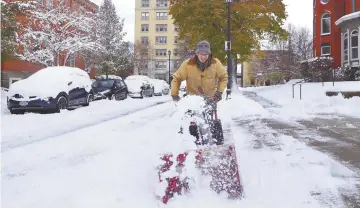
left=2, top=82, right=360, bottom=207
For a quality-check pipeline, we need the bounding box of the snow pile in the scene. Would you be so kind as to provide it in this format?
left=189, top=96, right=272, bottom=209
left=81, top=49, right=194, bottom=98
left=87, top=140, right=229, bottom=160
left=7, top=67, right=92, bottom=99
left=241, top=81, right=360, bottom=118
left=1, top=96, right=172, bottom=152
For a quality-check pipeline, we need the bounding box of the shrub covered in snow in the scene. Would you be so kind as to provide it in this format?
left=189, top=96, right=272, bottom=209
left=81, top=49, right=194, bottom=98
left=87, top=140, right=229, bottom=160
left=300, top=56, right=334, bottom=82
left=335, top=66, right=360, bottom=81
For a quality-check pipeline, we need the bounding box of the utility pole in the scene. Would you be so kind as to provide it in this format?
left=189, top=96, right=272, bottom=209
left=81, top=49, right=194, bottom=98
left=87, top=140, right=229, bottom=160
left=225, top=0, right=233, bottom=99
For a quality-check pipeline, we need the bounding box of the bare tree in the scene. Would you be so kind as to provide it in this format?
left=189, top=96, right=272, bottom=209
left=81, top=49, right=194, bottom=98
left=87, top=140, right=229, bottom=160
left=133, top=40, right=155, bottom=76
left=260, top=24, right=313, bottom=83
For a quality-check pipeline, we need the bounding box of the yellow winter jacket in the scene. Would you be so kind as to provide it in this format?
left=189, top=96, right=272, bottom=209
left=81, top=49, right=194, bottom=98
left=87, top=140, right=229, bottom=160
left=171, top=57, right=228, bottom=97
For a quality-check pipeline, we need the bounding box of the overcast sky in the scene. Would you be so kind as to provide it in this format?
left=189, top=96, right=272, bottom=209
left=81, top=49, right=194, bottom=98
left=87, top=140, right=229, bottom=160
left=91, top=0, right=313, bottom=43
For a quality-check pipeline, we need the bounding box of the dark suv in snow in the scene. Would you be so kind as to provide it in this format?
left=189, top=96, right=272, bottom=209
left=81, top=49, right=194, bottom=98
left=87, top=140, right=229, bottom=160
left=92, top=78, right=128, bottom=101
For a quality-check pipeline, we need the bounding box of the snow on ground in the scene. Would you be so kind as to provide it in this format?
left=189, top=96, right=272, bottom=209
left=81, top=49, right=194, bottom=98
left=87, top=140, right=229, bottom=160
left=240, top=81, right=360, bottom=118
left=2, top=92, right=358, bottom=207
left=1, top=95, right=171, bottom=152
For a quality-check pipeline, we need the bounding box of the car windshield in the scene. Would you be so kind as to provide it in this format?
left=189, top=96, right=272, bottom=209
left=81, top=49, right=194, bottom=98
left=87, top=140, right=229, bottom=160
left=93, top=80, right=115, bottom=88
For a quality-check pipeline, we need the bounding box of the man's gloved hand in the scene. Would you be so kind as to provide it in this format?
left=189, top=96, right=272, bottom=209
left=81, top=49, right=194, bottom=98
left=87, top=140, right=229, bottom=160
left=172, top=95, right=180, bottom=102
left=214, top=91, right=222, bottom=102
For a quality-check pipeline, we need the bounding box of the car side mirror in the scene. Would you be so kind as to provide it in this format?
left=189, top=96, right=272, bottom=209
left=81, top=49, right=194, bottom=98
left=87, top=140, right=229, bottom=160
left=68, top=81, right=73, bottom=86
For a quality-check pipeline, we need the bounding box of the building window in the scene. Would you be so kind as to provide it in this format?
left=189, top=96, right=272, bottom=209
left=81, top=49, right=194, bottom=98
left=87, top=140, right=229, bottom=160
left=156, top=49, right=167, bottom=56
left=9, top=77, right=22, bottom=86
left=321, top=13, right=331, bottom=35
left=141, top=12, right=149, bottom=20
left=155, top=36, right=167, bottom=44
left=174, top=49, right=178, bottom=56
left=174, top=36, right=179, bottom=43
left=155, top=60, right=167, bottom=68
left=141, top=24, right=149, bottom=32
left=141, top=0, right=149, bottom=7
left=156, top=0, right=168, bottom=7
left=141, top=36, right=148, bottom=44
left=321, top=43, right=331, bottom=56
left=320, top=0, right=328, bottom=4
left=156, top=12, right=168, bottom=20
left=351, top=30, right=359, bottom=59
left=344, top=33, right=349, bottom=61
left=174, top=25, right=179, bottom=32
left=156, top=24, right=167, bottom=32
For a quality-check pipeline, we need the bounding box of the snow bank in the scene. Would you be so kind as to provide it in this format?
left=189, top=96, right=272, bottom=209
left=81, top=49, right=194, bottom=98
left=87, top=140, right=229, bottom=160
left=1, top=96, right=172, bottom=152
left=241, top=81, right=360, bottom=118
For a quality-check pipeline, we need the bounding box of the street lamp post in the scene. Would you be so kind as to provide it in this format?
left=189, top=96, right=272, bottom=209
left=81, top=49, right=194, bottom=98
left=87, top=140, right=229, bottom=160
left=168, top=50, right=171, bottom=84
left=225, top=0, right=233, bottom=99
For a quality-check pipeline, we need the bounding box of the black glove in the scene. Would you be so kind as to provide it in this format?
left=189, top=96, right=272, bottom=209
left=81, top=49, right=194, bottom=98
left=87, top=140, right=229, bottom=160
left=172, top=95, right=180, bottom=102
left=214, top=91, right=222, bottom=102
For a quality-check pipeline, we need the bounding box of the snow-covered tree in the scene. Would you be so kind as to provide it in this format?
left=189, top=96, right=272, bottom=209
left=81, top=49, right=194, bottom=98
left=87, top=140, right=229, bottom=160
left=18, top=0, right=100, bottom=67
left=1, top=0, right=36, bottom=62
left=93, top=0, right=127, bottom=77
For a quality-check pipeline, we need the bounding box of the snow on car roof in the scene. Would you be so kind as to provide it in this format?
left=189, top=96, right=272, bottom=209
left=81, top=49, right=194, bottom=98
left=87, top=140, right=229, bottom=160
left=8, top=66, right=91, bottom=99
left=125, top=75, right=150, bottom=80
left=96, top=75, right=123, bottom=80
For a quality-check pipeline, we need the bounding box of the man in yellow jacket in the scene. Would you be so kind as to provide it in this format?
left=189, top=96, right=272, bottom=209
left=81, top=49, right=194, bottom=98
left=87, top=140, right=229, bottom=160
left=171, top=40, right=228, bottom=102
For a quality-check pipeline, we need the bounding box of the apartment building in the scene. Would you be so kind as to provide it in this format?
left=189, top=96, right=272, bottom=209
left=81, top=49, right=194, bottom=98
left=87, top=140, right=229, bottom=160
left=313, top=0, right=360, bottom=69
left=134, top=0, right=183, bottom=82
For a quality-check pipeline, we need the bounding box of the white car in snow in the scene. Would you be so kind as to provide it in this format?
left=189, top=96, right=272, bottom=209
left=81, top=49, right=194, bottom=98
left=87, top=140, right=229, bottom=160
left=124, top=75, right=154, bottom=98
left=150, top=79, right=170, bottom=96
left=7, top=66, right=93, bottom=114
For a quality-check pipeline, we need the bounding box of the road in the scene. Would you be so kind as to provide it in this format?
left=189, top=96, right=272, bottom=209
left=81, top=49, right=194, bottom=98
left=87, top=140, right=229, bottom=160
left=2, top=93, right=359, bottom=207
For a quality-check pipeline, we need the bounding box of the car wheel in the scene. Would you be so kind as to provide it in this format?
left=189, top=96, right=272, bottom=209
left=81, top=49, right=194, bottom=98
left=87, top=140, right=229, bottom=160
left=83, top=93, right=93, bottom=106
left=111, top=94, right=116, bottom=100
left=56, top=96, right=68, bottom=113
left=123, top=91, right=128, bottom=100
left=10, top=109, right=25, bottom=115
left=140, top=91, right=144, bottom=99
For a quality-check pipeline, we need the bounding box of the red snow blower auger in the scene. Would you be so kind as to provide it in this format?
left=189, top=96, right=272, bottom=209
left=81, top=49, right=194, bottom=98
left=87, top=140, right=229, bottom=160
left=156, top=93, right=243, bottom=204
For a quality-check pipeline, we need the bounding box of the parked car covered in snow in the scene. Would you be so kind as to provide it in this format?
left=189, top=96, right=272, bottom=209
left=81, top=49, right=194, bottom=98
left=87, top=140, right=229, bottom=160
left=92, top=78, right=128, bottom=101
left=7, top=66, right=93, bottom=114
left=124, top=75, right=154, bottom=98
left=150, top=79, right=169, bottom=96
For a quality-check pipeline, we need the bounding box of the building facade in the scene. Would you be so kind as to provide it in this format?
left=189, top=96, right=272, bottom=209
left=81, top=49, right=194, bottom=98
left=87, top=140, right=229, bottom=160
left=313, top=0, right=360, bottom=69
left=134, top=0, right=184, bottom=82
left=1, top=0, right=98, bottom=88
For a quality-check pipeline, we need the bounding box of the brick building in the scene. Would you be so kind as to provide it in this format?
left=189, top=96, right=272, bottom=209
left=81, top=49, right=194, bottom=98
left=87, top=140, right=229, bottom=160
left=313, top=0, right=360, bottom=69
